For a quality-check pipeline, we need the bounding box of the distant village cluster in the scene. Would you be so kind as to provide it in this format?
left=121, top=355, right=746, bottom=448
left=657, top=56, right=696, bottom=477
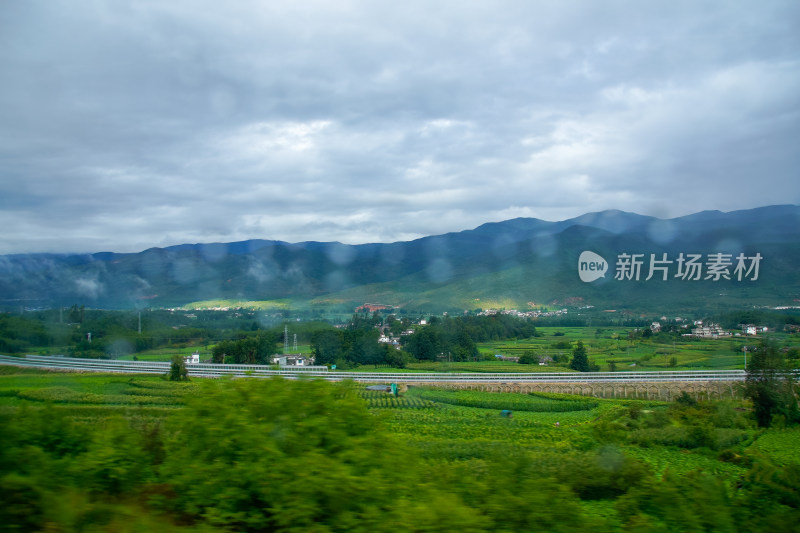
left=476, top=308, right=569, bottom=319
left=685, top=320, right=769, bottom=339
left=178, top=301, right=781, bottom=368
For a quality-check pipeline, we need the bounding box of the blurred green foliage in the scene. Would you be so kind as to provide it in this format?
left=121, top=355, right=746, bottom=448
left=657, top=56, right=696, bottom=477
left=0, top=372, right=799, bottom=531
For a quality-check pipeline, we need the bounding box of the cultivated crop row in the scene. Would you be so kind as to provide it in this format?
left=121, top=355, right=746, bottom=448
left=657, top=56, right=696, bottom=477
left=408, top=387, right=598, bottom=412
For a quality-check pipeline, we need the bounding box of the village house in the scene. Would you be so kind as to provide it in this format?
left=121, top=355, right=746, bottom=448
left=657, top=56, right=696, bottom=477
left=378, top=334, right=402, bottom=349
left=688, top=324, right=730, bottom=338
left=271, top=355, right=308, bottom=366
left=740, top=324, right=769, bottom=335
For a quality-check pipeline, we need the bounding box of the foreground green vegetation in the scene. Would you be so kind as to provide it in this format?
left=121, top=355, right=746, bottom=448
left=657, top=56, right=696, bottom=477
left=1, top=367, right=799, bottom=532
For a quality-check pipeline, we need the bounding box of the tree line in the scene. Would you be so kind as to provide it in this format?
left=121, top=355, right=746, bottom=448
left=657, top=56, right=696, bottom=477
left=401, top=314, right=539, bottom=362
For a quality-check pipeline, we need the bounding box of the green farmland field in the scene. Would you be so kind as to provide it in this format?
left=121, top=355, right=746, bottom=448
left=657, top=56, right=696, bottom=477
left=476, top=326, right=783, bottom=371
left=0, top=366, right=798, bottom=532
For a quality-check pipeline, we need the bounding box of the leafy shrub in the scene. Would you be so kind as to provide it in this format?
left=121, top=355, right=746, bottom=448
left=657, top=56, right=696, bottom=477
left=554, top=447, right=652, bottom=500
left=156, top=378, right=484, bottom=531
left=73, top=417, right=157, bottom=495
left=168, top=354, right=189, bottom=381
left=629, top=425, right=748, bottom=450
left=616, top=470, right=736, bottom=532
left=0, top=473, right=46, bottom=531
left=641, top=408, right=671, bottom=429
left=675, top=391, right=698, bottom=407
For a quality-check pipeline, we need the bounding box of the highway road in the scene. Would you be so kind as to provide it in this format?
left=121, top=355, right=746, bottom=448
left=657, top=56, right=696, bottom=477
left=0, top=354, right=752, bottom=383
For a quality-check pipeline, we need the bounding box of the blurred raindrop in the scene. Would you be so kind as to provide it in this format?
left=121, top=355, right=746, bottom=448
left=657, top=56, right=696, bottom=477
left=171, top=258, right=199, bottom=284
left=646, top=219, right=678, bottom=245
left=325, top=270, right=350, bottom=292
left=529, top=232, right=557, bottom=257
left=200, top=243, right=229, bottom=263
left=106, top=338, right=133, bottom=358
left=209, top=86, right=237, bottom=117
left=380, top=244, right=403, bottom=265
left=491, top=233, right=516, bottom=260
left=426, top=257, right=453, bottom=283
left=74, top=275, right=105, bottom=299
left=247, top=258, right=275, bottom=283
left=140, top=251, right=167, bottom=278
left=326, top=244, right=356, bottom=266
left=714, top=238, right=743, bottom=254
left=597, top=446, right=625, bottom=472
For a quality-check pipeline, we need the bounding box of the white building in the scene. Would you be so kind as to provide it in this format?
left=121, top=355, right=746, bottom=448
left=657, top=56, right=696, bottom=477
left=690, top=324, right=730, bottom=338
left=741, top=324, right=769, bottom=335
left=272, top=355, right=307, bottom=366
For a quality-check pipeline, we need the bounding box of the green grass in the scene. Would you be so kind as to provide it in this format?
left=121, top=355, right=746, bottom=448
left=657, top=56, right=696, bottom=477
left=748, top=428, right=800, bottom=465
left=623, top=446, right=747, bottom=478
left=116, top=345, right=212, bottom=361
left=182, top=299, right=292, bottom=310
left=476, top=327, right=760, bottom=371
left=0, top=369, right=196, bottom=414
left=406, top=360, right=573, bottom=373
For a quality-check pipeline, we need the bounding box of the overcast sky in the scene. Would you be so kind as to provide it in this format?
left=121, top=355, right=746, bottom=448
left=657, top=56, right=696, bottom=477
left=1, top=1, right=798, bottom=254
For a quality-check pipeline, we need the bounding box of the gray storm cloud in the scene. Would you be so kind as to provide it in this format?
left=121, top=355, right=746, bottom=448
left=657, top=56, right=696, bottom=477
left=1, top=1, right=798, bottom=254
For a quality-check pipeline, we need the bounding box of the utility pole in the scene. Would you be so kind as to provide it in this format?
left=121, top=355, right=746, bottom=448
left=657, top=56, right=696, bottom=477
left=138, top=311, right=142, bottom=335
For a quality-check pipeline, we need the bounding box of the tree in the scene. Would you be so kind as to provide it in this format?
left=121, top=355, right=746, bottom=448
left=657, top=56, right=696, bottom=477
left=453, top=328, right=479, bottom=361
left=519, top=351, right=539, bottom=365
left=404, top=327, right=442, bottom=361
left=68, top=305, right=85, bottom=324
left=570, top=341, right=591, bottom=372
left=311, top=328, right=344, bottom=366
left=210, top=333, right=278, bottom=365
left=169, top=354, right=189, bottom=381
left=351, top=330, right=383, bottom=367
left=384, top=346, right=409, bottom=368
left=744, top=340, right=798, bottom=428
left=211, top=340, right=231, bottom=363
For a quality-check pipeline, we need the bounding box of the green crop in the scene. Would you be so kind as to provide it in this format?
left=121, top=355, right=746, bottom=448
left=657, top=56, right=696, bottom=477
left=407, top=387, right=598, bottom=412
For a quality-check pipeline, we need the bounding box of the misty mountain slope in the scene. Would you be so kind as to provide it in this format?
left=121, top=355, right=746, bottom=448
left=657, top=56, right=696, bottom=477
left=0, top=205, right=797, bottom=311
left=314, top=218, right=800, bottom=312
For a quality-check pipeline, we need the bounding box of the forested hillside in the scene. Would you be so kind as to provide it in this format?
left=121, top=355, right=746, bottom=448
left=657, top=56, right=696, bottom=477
left=1, top=206, right=798, bottom=312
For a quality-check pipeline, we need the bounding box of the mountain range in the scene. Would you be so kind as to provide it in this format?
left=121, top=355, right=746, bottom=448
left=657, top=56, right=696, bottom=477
left=1, top=205, right=798, bottom=313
